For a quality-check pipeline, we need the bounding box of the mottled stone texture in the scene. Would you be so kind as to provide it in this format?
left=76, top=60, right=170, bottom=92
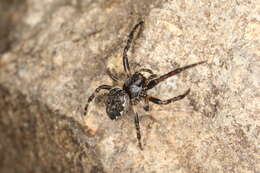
left=0, top=0, right=259, bottom=173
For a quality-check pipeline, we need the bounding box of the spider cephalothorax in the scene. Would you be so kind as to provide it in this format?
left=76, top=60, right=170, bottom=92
left=123, top=72, right=146, bottom=99
left=83, top=21, right=206, bottom=150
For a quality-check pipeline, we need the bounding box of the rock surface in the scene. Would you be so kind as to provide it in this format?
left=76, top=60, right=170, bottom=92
left=0, top=0, right=259, bottom=173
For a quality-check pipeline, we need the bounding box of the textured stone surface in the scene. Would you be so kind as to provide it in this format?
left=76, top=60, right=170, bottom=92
left=0, top=0, right=259, bottom=173
left=0, top=0, right=27, bottom=54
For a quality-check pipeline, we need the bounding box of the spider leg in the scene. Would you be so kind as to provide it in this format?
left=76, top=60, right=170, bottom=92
left=149, top=89, right=190, bottom=105
left=138, top=68, right=157, bottom=84
left=147, top=74, right=157, bottom=82
left=106, top=68, right=120, bottom=82
left=143, top=96, right=150, bottom=111
left=146, top=61, right=206, bottom=90
left=138, top=68, right=154, bottom=75
left=123, top=21, right=144, bottom=76
left=134, top=112, right=143, bottom=150
left=83, top=85, right=112, bottom=116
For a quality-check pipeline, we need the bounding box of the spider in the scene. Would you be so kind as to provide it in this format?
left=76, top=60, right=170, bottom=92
left=83, top=21, right=206, bottom=150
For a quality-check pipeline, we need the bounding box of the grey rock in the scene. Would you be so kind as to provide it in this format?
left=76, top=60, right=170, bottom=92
left=0, top=0, right=259, bottom=173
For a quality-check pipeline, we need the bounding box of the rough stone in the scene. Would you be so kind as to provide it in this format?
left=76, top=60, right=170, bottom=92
left=0, top=0, right=259, bottom=173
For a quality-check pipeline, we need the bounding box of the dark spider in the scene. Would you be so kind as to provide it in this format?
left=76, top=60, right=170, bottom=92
left=84, top=21, right=206, bottom=150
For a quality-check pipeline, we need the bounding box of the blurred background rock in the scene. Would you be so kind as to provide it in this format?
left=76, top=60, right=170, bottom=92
left=0, top=0, right=259, bottom=173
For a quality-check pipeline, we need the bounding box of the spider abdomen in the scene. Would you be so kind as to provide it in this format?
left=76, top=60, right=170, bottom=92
left=106, top=87, right=130, bottom=120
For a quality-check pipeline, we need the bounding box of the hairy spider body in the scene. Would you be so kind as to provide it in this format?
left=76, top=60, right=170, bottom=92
left=123, top=72, right=146, bottom=99
left=83, top=21, right=206, bottom=150
left=106, top=87, right=130, bottom=120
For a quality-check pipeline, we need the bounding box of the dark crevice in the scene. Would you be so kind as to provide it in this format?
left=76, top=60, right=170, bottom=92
left=0, top=0, right=27, bottom=55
